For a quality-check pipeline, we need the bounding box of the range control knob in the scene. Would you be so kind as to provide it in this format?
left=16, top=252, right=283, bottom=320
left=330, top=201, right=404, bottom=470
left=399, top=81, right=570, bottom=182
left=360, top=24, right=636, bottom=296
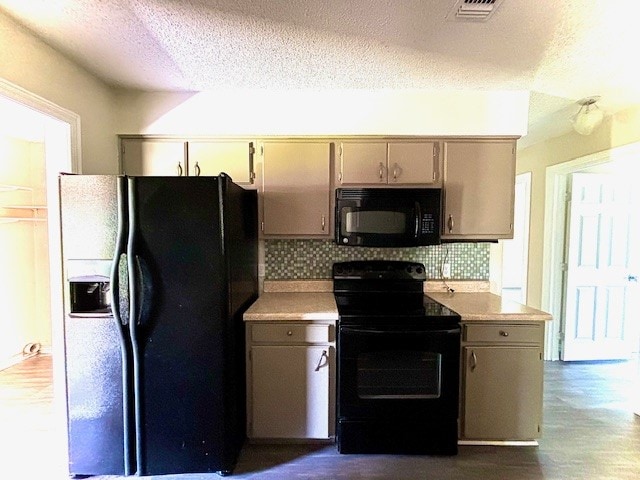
left=416, top=267, right=423, bottom=274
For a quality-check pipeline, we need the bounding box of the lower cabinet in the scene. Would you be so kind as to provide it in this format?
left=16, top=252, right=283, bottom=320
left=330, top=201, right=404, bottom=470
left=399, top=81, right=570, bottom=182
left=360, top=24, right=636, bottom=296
left=246, top=322, right=335, bottom=440
left=460, top=322, right=544, bottom=442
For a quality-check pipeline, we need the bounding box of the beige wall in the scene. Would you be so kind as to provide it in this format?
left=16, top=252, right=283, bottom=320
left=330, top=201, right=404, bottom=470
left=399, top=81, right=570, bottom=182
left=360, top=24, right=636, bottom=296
left=517, top=105, right=640, bottom=309
left=0, top=11, right=117, bottom=174
left=114, top=89, right=529, bottom=137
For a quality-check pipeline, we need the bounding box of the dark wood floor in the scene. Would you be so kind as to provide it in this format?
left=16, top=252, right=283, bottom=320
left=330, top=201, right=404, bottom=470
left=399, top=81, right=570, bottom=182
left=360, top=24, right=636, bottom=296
left=1, top=355, right=638, bottom=479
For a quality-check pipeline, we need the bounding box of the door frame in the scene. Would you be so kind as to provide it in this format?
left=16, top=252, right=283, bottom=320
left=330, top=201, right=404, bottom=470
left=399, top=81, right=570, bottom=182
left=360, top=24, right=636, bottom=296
left=542, top=141, right=640, bottom=360
left=0, top=77, right=81, bottom=472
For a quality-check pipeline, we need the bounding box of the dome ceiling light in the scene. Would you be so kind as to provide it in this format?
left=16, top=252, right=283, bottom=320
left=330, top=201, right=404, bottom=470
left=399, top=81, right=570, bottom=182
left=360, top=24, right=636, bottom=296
left=571, top=96, right=604, bottom=136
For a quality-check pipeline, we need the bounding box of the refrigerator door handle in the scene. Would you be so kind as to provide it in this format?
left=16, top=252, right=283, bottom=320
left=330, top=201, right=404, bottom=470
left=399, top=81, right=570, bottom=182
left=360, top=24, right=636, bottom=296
left=112, top=176, right=134, bottom=476
left=133, top=254, right=154, bottom=327
left=111, top=177, right=129, bottom=326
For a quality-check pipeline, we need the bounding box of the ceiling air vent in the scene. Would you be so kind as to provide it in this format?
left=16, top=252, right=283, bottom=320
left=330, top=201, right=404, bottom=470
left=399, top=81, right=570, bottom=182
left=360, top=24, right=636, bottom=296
left=446, top=0, right=504, bottom=22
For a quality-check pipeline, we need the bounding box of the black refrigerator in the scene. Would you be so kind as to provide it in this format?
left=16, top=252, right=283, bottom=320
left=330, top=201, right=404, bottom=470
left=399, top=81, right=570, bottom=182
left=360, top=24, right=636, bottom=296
left=59, top=174, right=258, bottom=477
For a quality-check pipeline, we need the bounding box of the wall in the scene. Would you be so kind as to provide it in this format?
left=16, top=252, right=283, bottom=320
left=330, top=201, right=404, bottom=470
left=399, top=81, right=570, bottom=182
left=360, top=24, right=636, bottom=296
left=114, top=89, right=529, bottom=137
left=0, top=10, right=117, bottom=174
left=517, top=105, right=640, bottom=309
left=265, top=240, right=490, bottom=280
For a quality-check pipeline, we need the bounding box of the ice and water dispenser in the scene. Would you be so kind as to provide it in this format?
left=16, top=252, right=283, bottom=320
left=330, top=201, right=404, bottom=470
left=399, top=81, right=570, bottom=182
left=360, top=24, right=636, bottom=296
left=67, top=260, right=112, bottom=316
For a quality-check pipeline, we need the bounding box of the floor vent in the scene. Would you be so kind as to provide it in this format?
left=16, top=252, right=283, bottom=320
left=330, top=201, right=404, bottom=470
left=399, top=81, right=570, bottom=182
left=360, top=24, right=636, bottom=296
left=446, top=0, right=504, bottom=22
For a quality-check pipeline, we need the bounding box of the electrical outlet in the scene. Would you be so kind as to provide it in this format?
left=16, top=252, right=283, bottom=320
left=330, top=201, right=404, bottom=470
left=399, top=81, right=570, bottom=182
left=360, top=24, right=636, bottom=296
left=442, top=263, right=451, bottom=278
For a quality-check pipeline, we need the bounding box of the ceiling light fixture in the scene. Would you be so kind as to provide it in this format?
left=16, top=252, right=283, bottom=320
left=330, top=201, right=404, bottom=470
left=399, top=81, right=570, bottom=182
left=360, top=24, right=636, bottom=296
left=572, top=96, right=604, bottom=135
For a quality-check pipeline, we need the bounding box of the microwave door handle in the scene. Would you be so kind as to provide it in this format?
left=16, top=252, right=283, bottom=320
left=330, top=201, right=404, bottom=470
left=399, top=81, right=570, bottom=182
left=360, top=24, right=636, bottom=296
left=414, top=202, right=421, bottom=239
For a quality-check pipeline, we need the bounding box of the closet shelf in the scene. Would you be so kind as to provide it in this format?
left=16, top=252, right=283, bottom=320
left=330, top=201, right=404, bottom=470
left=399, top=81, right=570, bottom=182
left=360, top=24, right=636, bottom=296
left=2, top=205, right=47, bottom=210
left=0, top=206, right=48, bottom=224
left=0, top=217, right=46, bottom=224
left=0, top=184, right=33, bottom=193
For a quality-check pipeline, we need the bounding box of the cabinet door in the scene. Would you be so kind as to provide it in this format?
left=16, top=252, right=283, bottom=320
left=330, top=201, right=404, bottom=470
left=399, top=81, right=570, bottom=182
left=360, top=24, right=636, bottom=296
left=251, top=345, right=331, bottom=439
left=339, top=142, right=387, bottom=184
left=262, top=142, right=331, bottom=236
left=462, top=346, right=543, bottom=440
left=120, top=138, right=186, bottom=176
left=387, top=142, right=438, bottom=185
left=187, top=141, right=254, bottom=183
left=442, top=140, right=515, bottom=239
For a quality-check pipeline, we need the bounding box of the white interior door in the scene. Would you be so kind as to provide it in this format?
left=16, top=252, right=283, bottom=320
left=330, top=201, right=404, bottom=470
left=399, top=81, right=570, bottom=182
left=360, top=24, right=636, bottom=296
left=502, top=172, right=531, bottom=303
left=562, top=173, right=636, bottom=360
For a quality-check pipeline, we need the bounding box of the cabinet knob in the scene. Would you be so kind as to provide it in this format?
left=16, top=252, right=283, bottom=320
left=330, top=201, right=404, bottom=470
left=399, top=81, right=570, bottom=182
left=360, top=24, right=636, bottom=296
left=194, top=162, right=201, bottom=176
left=177, top=162, right=183, bottom=176
left=286, top=330, right=293, bottom=336
left=499, top=330, right=509, bottom=337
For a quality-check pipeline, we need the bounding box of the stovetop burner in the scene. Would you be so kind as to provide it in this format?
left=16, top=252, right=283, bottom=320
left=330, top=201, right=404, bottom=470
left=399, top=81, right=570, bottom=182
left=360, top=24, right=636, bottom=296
left=333, top=261, right=460, bottom=326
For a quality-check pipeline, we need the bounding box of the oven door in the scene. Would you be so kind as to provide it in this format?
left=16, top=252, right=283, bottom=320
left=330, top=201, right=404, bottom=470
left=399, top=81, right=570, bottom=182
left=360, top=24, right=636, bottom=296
left=338, top=323, right=460, bottom=419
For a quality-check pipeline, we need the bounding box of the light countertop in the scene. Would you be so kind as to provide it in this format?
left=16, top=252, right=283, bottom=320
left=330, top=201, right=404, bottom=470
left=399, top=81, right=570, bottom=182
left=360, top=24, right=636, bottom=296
left=428, top=292, right=552, bottom=322
left=243, top=292, right=338, bottom=321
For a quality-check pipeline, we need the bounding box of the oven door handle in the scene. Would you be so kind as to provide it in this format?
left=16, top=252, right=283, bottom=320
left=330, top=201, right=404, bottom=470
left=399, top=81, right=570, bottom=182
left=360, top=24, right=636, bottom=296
left=341, top=326, right=460, bottom=335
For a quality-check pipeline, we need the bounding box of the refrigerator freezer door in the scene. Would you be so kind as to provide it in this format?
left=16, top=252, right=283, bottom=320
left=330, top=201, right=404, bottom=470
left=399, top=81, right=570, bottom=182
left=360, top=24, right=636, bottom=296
left=60, top=175, right=132, bottom=476
left=65, top=315, right=125, bottom=475
left=59, top=175, right=119, bottom=260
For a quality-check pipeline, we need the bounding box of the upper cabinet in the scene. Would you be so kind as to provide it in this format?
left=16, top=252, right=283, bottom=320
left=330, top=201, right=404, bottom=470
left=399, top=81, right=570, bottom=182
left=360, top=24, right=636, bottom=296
left=121, top=138, right=186, bottom=176
left=338, top=141, right=439, bottom=186
left=120, top=137, right=255, bottom=185
left=187, top=141, right=255, bottom=183
left=261, top=141, right=332, bottom=237
left=442, top=139, right=516, bottom=241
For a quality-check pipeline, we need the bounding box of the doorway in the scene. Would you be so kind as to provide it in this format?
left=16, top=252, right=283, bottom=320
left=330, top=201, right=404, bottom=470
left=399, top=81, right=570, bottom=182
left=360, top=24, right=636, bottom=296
left=542, top=142, right=640, bottom=361
left=0, top=77, right=81, bottom=475
left=501, top=172, right=531, bottom=303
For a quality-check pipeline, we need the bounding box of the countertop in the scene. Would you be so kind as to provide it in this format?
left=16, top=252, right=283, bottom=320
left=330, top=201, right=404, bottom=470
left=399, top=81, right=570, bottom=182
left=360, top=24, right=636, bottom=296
left=243, top=292, right=338, bottom=321
left=244, top=290, right=552, bottom=323
left=428, top=292, right=553, bottom=322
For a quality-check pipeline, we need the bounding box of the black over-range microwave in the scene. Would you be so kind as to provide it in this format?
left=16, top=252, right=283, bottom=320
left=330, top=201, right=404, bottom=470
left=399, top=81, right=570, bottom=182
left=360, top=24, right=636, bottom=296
left=335, top=188, right=442, bottom=247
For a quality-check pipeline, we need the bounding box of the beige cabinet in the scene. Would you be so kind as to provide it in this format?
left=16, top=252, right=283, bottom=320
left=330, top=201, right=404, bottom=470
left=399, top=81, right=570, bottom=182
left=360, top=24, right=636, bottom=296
left=121, top=138, right=186, bottom=176
left=460, top=322, right=544, bottom=442
left=442, top=139, right=516, bottom=240
left=187, top=141, right=255, bottom=183
left=120, top=137, right=255, bottom=184
left=261, top=141, right=332, bottom=237
left=246, top=322, right=335, bottom=440
left=339, top=141, right=439, bottom=186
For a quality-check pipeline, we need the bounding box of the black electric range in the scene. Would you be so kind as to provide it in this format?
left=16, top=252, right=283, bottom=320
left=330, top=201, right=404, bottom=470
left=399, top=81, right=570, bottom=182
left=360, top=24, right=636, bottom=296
left=333, top=261, right=461, bottom=455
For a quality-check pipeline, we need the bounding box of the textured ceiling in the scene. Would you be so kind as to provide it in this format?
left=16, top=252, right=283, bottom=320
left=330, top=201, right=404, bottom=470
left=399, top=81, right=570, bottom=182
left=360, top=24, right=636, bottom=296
left=1, top=0, right=640, bottom=146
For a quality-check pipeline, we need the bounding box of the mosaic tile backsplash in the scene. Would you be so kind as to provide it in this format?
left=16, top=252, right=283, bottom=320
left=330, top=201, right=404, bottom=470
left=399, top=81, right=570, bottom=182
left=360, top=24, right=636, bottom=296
left=264, top=240, right=490, bottom=280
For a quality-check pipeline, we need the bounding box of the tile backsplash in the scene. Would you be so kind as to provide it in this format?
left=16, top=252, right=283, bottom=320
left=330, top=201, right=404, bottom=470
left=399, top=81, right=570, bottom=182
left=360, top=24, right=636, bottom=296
left=264, top=240, right=490, bottom=280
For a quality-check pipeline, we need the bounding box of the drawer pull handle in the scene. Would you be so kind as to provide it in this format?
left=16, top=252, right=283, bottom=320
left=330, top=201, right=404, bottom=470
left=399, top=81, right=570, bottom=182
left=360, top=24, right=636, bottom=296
left=286, top=330, right=293, bottom=336
left=499, top=330, right=509, bottom=337
left=315, top=350, right=328, bottom=371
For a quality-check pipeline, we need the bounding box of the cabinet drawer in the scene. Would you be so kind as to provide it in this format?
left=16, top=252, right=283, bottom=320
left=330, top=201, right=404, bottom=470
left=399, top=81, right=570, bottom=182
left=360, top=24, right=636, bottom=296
left=464, top=324, right=541, bottom=344
left=251, top=324, right=332, bottom=344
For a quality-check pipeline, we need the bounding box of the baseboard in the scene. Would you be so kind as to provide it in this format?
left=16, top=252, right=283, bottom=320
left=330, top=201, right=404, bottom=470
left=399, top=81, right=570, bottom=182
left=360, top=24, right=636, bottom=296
left=0, top=343, right=52, bottom=371
left=458, top=440, right=539, bottom=447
